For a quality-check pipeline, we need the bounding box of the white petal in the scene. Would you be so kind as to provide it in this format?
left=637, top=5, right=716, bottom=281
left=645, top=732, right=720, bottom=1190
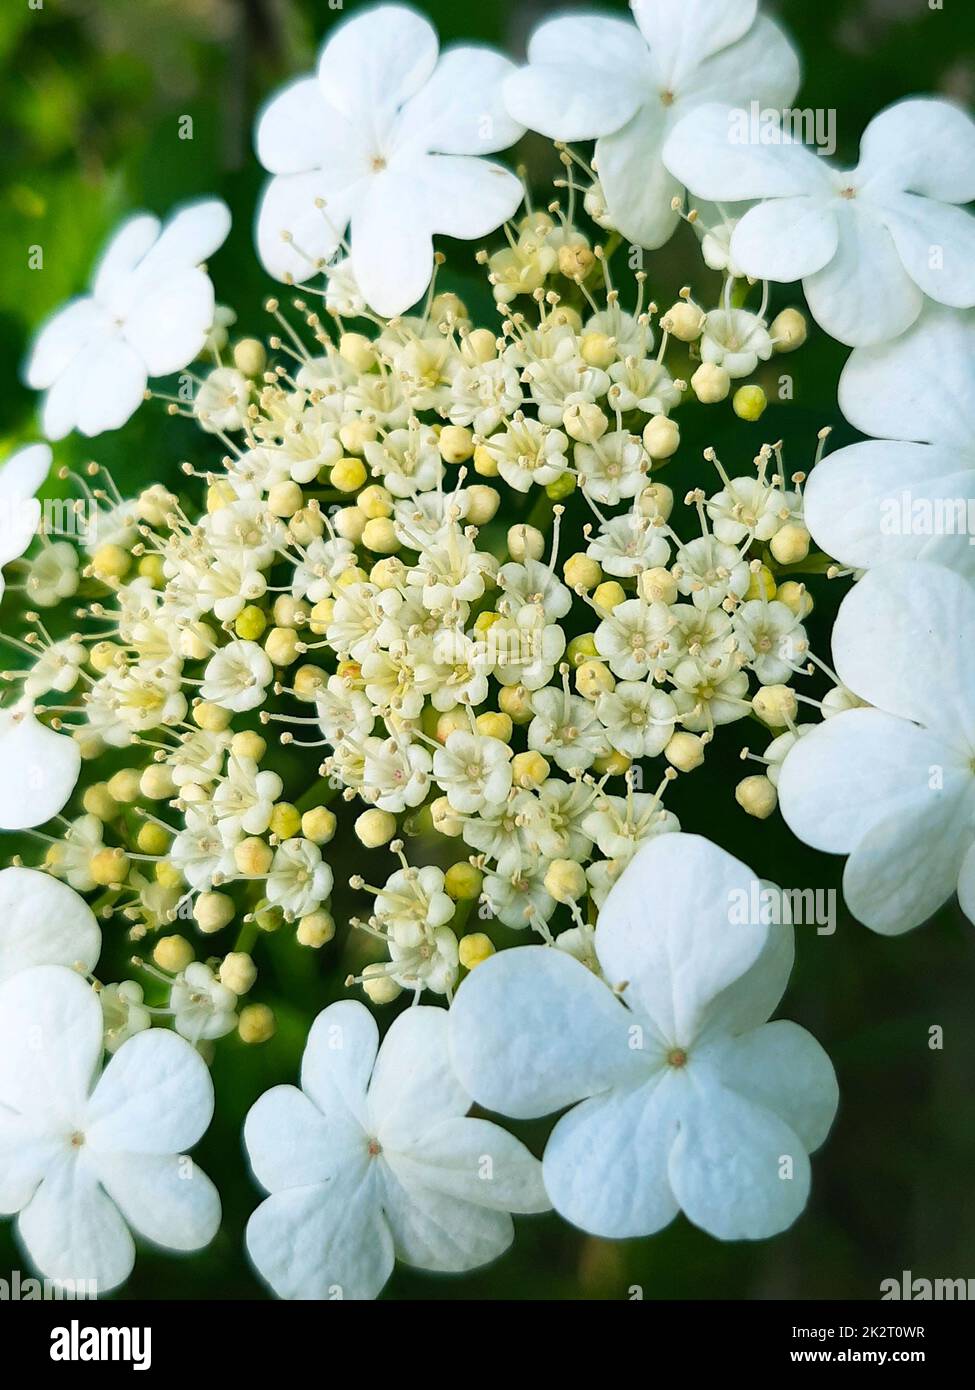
left=301, top=999, right=377, bottom=1130
left=128, top=198, right=230, bottom=282
left=380, top=1163, right=513, bottom=1273
left=595, top=105, right=683, bottom=250
left=804, top=440, right=975, bottom=580
left=843, top=801, right=975, bottom=935
left=448, top=945, right=645, bottom=1120
left=958, top=841, right=975, bottom=927
left=397, top=47, right=524, bottom=155
left=245, top=1084, right=359, bottom=1191
left=503, top=14, right=648, bottom=142
left=19, top=1150, right=134, bottom=1291
left=662, top=102, right=830, bottom=201
left=256, top=76, right=347, bottom=175
left=392, top=1115, right=549, bottom=1213
left=121, top=267, right=215, bottom=377
left=878, top=192, right=975, bottom=308
left=42, top=336, right=148, bottom=440
left=838, top=303, right=975, bottom=447
left=701, top=1020, right=838, bottom=1152
left=703, top=919, right=795, bottom=1038
left=0, top=966, right=101, bottom=1129
left=256, top=172, right=359, bottom=285
left=595, top=833, right=771, bottom=1043
left=0, top=444, right=50, bottom=565
left=731, top=196, right=838, bottom=281
left=542, top=1075, right=681, bottom=1237
left=633, top=0, right=756, bottom=88
left=85, top=1028, right=213, bottom=1155
left=91, top=214, right=160, bottom=300
left=668, top=1080, right=812, bottom=1239
left=778, top=707, right=970, bottom=855
left=830, top=561, right=975, bottom=745
left=246, top=1162, right=393, bottom=1300
left=0, top=707, right=80, bottom=830
left=369, top=1006, right=469, bottom=1148
left=350, top=174, right=434, bottom=317
left=317, top=4, right=438, bottom=131
left=0, top=866, right=100, bottom=984
left=417, top=155, right=523, bottom=240
left=92, top=1150, right=220, bottom=1253
left=0, top=1109, right=61, bottom=1213
left=857, top=98, right=975, bottom=203
left=24, top=298, right=104, bottom=390
left=803, top=203, right=923, bottom=348
left=678, top=14, right=801, bottom=110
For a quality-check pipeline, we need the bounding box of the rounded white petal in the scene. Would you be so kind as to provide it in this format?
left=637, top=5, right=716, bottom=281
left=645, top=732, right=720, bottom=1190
left=128, top=198, right=231, bottom=283
left=91, top=213, right=160, bottom=300
left=369, top=1006, right=469, bottom=1147
left=731, top=196, right=838, bottom=281
left=256, top=172, right=360, bottom=284
left=0, top=1110, right=61, bottom=1213
left=397, top=46, right=524, bottom=155
left=122, top=266, right=216, bottom=378
left=245, top=1084, right=358, bottom=1192
left=703, top=920, right=796, bottom=1039
left=246, top=1162, right=393, bottom=1300
left=667, top=1081, right=812, bottom=1240
left=449, top=945, right=645, bottom=1120
left=878, top=193, right=975, bottom=309
left=391, top=1115, right=549, bottom=1213
left=803, top=203, right=923, bottom=348
left=595, top=105, right=683, bottom=250
left=92, top=1150, right=220, bottom=1253
left=633, top=0, right=756, bottom=87
left=0, top=966, right=102, bottom=1127
left=678, top=14, right=801, bottom=110
left=0, top=707, right=80, bottom=830
left=856, top=97, right=975, bottom=203
left=595, top=833, right=771, bottom=1043
left=85, top=1027, right=214, bottom=1155
left=18, top=1151, right=135, bottom=1292
left=301, top=999, right=378, bottom=1130
left=0, top=867, right=100, bottom=983
left=542, top=1075, right=681, bottom=1238
left=380, top=1163, right=513, bottom=1273
left=350, top=174, right=434, bottom=317
left=662, top=102, right=830, bottom=202
left=418, top=155, right=523, bottom=241
left=0, top=444, right=50, bottom=566
left=24, top=298, right=104, bottom=391
left=829, top=561, right=975, bottom=745
left=42, top=336, right=148, bottom=440
left=256, top=76, right=346, bottom=175
left=316, top=4, right=438, bottom=128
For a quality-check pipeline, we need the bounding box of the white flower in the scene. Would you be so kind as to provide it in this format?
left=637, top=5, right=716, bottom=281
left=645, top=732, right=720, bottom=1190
left=450, top=833, right=838, bottom=1241
left=0, top=965, right=219, bottom=1292
left=266, top=838, right=334, bottom=919
left=170, top=962, right=238, bottom=1042
left=779, top=561, right=975, bottom=934
left=433, top=730, right=513, bottom=815
left=700, top=308, right=773, bottom=378
left=0, top=445, right=50, bottom=598
left=663, top=98, right=975, bottom=346
left=99, top=981, right=151, bottom=1054
left=732, top=599, right=806, bottom=684
left=804, top=304, right=975, bottom=579
left=213, top=755, right=284, bottom=841
left=201, top=639, right=274, bottom=713
left=0, top=867, right=100, bottom=984
left=244, top=1000, right=548, bottom=1299
left=595, top=682, right=678, bottom=758
left=0, top=701, right=81, bottom=830
left=254, top=4, right=524, bottom=316
left=25, top=199, right=230, bottom=438
left=503, top=0, right=798, bottom=249
left=22, top=541, right=80, bottom=608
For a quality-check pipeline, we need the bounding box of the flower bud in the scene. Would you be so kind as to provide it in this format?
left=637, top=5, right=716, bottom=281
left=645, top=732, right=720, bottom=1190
left=356, top=807, right=397, bottom=847
left=140, top=763, right=176, bottom=800
left=265, top=627, right=302, bottom=667
left=512, top=750, right=550, bottom=786
left=234, top=837, right=273, bottom=876
left=593, top=580, right=626, bottom=612
left=661, top=300, right=704, bottom=341
left=544, top=859, right=588, bottom=903
left=642, top=415, right=680, bottom=459
left=235, top=605, right=267, bottom=641
left=638, top=566, right=678, bottom=604
left=465, top=485, right=500, bottom=525
left=193, top=701, right=233, bottom=733
left=338, top=420, right=376, bottom=455
left=745, top=564, right=777, bottom=601
left=776, top=579, right=813, bottom=618
left=461, top=328, right=497, bottom=365
left=267, top=481, right=303, bottom=517
left=575, top=659, right=615, bottom=700
left=107, top=769, right=142, bottom=803
left=332, top=456, right=368, bottom=492
left=475, top=711, right=512, bottom=743
left=770, top=523, right=810, bottom=566
left=563, top=402, right=608, bottom=443
left=564, top=552, right=602, bottom=591
left=752, top=684, right=798, bottom=727
left=691, top=362, right=731, bottom=403
left=507, top=523, right=546, bottom=562
left=592, top=749, right=631, bottom=776
left=231, top=730, right=267, bottom=761
left=735, top=775, right=778, bottom=819
left=195, top=891, right=236, bottom=935
left=297, top=910, right=336, bottom=947
left=362, top=518, right=400, bottom=554
left=431, top=796, right=462, bottom=836
left=220, top=952, right=257, bottom=995
left=497, top=683, right=534, bottom=724
left=579, top=331, right=616, bottom=369
left=82, top=783, right=118, bottom=821
left=239, top=1003, right=275, bottom=1044
left=445, top=862, right=483, bottom=901
left=233, top=337, right=267, bottom=376
left=472, top=444, right=499, bottom=476
left=665, top=732, right=706, bottom=772
left=154, top=934, right=194, bottom=973
left=770, top=307, right=807, bottom=352
left=333, top=506, right=366, bottom=542
left=439, top=425, right=475, bottom=464
left=458, top=933, right=495, bottom=970
left=733, top=385, right=767, bottom=422
left=339, top=332, right=375, bottom=373
left=137, top=822, right=170, bottom=856
left=637, top=482, right=673, bottom=521
left=302, top=805, right=337, bottom=844
left=362, top=966, right=402, bottom=1005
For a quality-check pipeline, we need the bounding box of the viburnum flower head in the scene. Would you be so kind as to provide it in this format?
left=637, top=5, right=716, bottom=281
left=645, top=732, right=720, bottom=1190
left=0, top=966, right=219, bottom=1291
left=25, top=199, right=230, bottom=438
left=503, top=0, right=799, bottom=249
left=254, top=3, right=525, bottom=315
left=450, top=833, right=838, bottom=1241
left=663, top=98, right=975, bottom=346
left=244, top=1000, right=548, bottom=1299
left=779, top=562, right=975, bottom=934
left=804, top=304, right=975, bottom=580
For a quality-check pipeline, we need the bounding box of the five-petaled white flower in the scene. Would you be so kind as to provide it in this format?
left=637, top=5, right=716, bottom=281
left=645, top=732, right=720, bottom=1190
left=0, top=445, right=50, bottom=601
left=450, top=833, right=838, bottom=1241
left=254, top=4, right=525, bottom=315
left=0, top=966, right=220, bottom=1292
left=503, top=0, right=799, bottom=250
left=779, top=562, right=975, bottom=934
left=663, top=98, right=975, bottom=346
left=0, top=867, right=100, bottom=984
left=25, top=199, right=230, bottom=438
left=804, top=304, right=975, bottom=580
left=244, top=999, right=548, bottom=1299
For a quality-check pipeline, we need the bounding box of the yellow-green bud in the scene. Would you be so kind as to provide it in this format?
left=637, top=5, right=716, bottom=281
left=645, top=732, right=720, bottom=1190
left=302, top=806, right=337, bottom=844
left=297, top=910, right=335, bottom=947
left=458, top=933, right=495, bottom=970
left=445, top=862, right=483, bottom=901
left=154, top=934, right=194, bottom=973
left=355, top=808, right=397, bottom=848
left=195, top=891, right=236, bottom=935
left=238, top=1003, right=275, bottom=1044
left=735, top=775, right=778, bottom=819
left=733, top=385, right=768, bottom=422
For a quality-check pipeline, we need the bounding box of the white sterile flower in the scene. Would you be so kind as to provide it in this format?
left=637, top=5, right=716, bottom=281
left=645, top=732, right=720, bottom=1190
left=732, top=599, right=806, bottom=684
left=581, top=789, right=679, bottom=860
left=700, top=308, right=773, bottom=378
left=422, top=627, right=491, bottom=711
left=433, top=730, right=513, bottom=815
left=586, top=511, right=670, bottom=578
left=503, top=0, right=798, bottom=249
left=575, top=431, right=646, bottom=506
left=0, top=700, right=81, bottom=830
left=0, top=444, right=50, bottom=598
left=254, top=4, right=524, bottom=316
left=266, top=838, right=335, bottom=919
left=493, top=607, right=566, bottom=691
left=496, top=557, right=571, bottom=623
left=25, top=199, right=230, bottom=438
left=595, top=597, right=673, bottom=680
left=199, top=555, right=268, bottom=623
left=0, top=867, right=100, bottom=984
left=213, top=756, right=284, bottom=841
left=672, top=654, right=750, bottom=731
left=450, top=833, right=838, bottom=1241
left=779, top=561, right=975, bottom=934
left=170, top=962, right=239, bottom=1042
left=804, top=304, right=975, bottom=580
left=528, top=685, right=607, bottom=772
left=596, top=682, right=679, bottom=758
left=365, top=423, right=441, bottom=498
left=663, top=98, right=975, bottom=346
left=244, top=1000, right=548, bottom=1299
left=0, top=965, right=219, bottom=1291
left=201, top=639, right=274, bottom=713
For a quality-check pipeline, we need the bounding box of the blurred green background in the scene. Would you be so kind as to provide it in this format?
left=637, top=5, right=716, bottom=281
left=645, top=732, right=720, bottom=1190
left=2, top=0, right=975, bottom=1300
